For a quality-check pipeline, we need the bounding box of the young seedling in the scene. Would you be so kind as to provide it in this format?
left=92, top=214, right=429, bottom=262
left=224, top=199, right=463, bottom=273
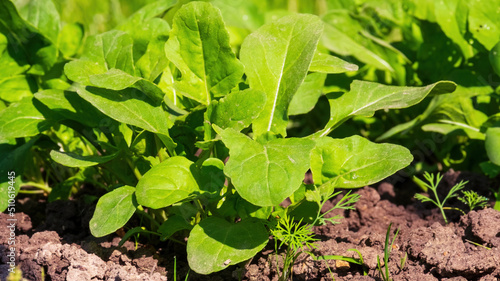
left=458, top=190, right=489, bottom=211
left=414, top=172, right=467, bottom=224
left=270, top=189, right=361, bottom=280
left=377, top=223, right=400, bottom=281
left=270, top=213, right=318, bottom=281
left=314, top=248, right=368, bottom=276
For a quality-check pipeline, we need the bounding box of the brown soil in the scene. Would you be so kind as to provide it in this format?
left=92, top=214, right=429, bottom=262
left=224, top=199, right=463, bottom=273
left=1, top=169, right=499, bottom=281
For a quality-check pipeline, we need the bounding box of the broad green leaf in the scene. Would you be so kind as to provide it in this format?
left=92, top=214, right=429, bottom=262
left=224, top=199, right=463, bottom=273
left=240, top=14, right=323, bottom=137
left=187, top=217, right=268, bottom=274
left=311, top=136, right=412, bottom=194
left=158, top=215, right=192, bottom=240
left=434, top=0, right=474, bottom=58
left=136, top=156, right=200, bottom=209
left=316, top=80, right=457, bottom=137
left=0, top=97, right=58, bottom=141
left=0, top=137, right=38, bottom=212
left=309, top=52, right=359, bottom=74
left=214, top=126, right=315, bottom=206
left=136, top=30, right=170, bottom=82
left=88, top=68, right=166, bottom=104
left=490, top=40, right=500, bottom=77
left=0, top=75, right=35, bottom=103
left=165, top=2, right=243, bottom=104
left=14, top=0, right=61, bottom=44
left=207, top=89, right=266, bottom=132
left=57, top=23, right=84, bottom=57
left=288, top=73, right=326, bottom=116
left=64, top=30, right=138, bottom=89
left=485, top=127, right=500, bottom=166
left=198, top=158, right=226, bottom=196
left=468, top=0, right=500, bottom=50
left=75, top=86, right=172, bottom=138
left=0, top=0, right=57, bottom=75
left=34, top=89, right=111, bottom=128
left=50, top=150, right=120, bottom=168
left=89, top=186, right=137, bottom=237
left=211, top=0, right=264, bottom=30
left=0, top=33, right=30, bottom=78
left=117, top=0, right=176, bottom=61
left=321, top=10, right=393, bottom=72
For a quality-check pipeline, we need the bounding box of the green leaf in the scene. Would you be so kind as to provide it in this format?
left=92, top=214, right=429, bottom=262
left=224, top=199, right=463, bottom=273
left=490, top=40, right=500, bottom=77
left=288, top=73, right=326, bottom=116
left=50, top=150, right=120, bottom=168
left=422, top=122, right=484, bottom=140
left=117, top=0, right=176, bottom=61
left=485, top=127, right=500, bottom=166
left=64, top=30, right=136, bottom=84
left=0, top=33, right=30, bottom=79
left=316, top=80, right=457, bottom=137
left=14, top=0, right=61, bottom=44
left=214, top=126, right=315, bottom=206
left=468, top=0, right=500, bottom=50
left=377, top=76, right=491, bottom=141
left=0, top=75, right=36, bottom=103
left=57, top=22, right=84, bottom=57
left=89, top=186, right=137, bottom=237
left=321, top=10, right=393, bottom=71
left=34, top=89, right=111, bottom=128
left=240, top=14, right=323, bottom=137
left=309, top=52, right=359, bottom=74
left=187, top=217, right=268, bottom=274
left=311, top=136, right=412, bottom=194
left=0, top=137, right=38, bottom=212
left=158, top=215, right=192, bottom=240
left=0, top=0, right=57, bottom=75
left=434, top=0, right=474, bottom=58
left=198, top=158, right=226, bottom=196
left=136, top=156, right=200, bottom=209
left=207, top=89, right=266, bottom=132
left=0, top=97, right=58, bottom=141
left=165, top=2, right=243, bottom=105
left=75, top=86, right=172, bottom=136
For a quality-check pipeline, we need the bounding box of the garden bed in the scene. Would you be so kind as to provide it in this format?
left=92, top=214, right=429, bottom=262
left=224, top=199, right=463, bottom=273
left=1, top=170, right=498, bottom=281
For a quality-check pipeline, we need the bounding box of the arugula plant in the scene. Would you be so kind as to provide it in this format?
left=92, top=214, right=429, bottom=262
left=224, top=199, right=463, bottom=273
left=0, top=1, right=458, bottom=275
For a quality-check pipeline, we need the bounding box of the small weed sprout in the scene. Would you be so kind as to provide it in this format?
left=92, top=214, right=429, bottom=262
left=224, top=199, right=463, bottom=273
left=377, top=223, right=400, bottom=281
left=270, top=190, right=360, bottom=281
left=414, top=172, right=467, bottom=224
left=270, top=213, right=317, bottom=281
left=458, top=190, right=489, bottom=211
